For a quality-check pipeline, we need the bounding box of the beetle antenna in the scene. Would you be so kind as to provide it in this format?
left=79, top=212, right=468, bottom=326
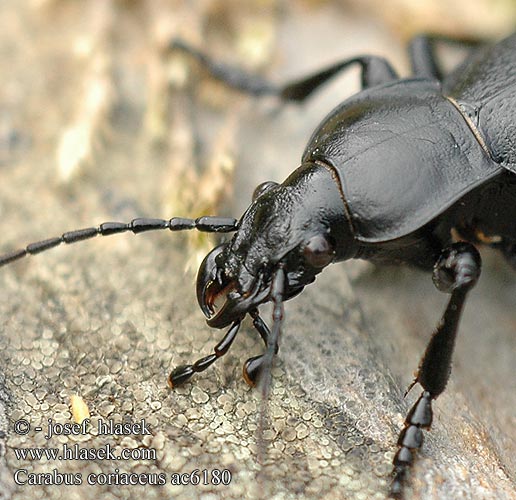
left=0, top=216, right=238, bottom=267
left=256, top=266, right=286, bottom=466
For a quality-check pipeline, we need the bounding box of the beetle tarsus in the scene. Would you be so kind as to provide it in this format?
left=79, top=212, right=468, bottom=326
left=243, top=355, right=263, bottom=387
left=168, top=365, right=195, bottom=389
left=168, top=320, right=241, bottom=388
left=389, top=391, right=433, bottom=497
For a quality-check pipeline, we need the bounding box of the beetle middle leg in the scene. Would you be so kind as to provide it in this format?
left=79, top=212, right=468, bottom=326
left=170, top=39, right=398, bottom=102
left=390, top=242, right=481, bottom=498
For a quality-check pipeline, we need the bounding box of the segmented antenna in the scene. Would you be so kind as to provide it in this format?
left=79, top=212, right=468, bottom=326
left=0, top=216, right=238, bottom=267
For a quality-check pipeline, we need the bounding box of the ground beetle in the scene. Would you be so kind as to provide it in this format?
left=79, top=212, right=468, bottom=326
left=1, top=32, right=515, bottom=497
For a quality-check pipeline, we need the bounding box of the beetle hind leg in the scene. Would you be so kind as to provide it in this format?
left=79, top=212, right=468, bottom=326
left=390, top=242, right=481, bottom=498
left=170, top=39, right=398, bottom=103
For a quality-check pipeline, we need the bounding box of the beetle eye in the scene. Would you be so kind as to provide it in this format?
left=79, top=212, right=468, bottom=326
left=252, top=181, right=278, bottom=201
left=303, top=234, right=335, bottom=268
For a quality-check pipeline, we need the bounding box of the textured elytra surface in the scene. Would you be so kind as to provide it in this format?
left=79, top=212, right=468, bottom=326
left=0, top=1, right=515, bottom=500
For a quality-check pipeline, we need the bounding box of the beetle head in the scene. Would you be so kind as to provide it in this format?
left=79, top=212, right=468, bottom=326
left=196, top=162, right=356, bottom=328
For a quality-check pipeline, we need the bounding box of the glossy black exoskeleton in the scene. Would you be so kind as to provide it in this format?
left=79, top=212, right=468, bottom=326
left=1, top=33, right=515, bottom=497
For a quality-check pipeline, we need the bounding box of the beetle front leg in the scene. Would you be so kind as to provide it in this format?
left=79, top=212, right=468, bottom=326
left=168, top=320, right=241, bottom=388
left=243, top=310, right=279, bottom=387
left=390, top=242, right=481, bottom=498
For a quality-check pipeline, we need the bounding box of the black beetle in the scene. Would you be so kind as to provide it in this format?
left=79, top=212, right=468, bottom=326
left=1, top=32, right=515, bottom=497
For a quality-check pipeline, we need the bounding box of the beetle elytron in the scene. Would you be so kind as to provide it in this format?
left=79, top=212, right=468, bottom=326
left=1, top=32, right=515, bottom=497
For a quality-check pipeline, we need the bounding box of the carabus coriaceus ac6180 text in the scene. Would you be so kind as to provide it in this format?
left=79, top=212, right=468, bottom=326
left=1, top=32, right=515, bottom=497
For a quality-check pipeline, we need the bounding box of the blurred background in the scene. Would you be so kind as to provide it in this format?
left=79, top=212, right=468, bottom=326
left=0, top=1, right=514, bottom=500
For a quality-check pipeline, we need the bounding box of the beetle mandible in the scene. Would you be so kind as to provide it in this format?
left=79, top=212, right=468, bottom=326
left=1, top=32, right=515, bottom=497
